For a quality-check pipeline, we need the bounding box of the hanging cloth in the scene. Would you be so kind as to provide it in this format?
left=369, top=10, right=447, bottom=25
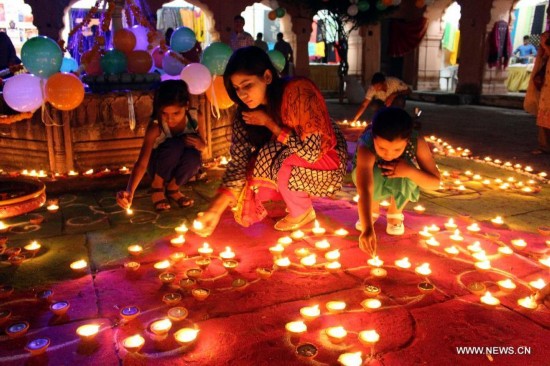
left=388, top=17, right=428, bottom=57
left=487, top=20, right=512, bottom=69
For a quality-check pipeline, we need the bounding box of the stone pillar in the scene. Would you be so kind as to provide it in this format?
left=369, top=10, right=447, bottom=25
left=360, top=23, right=381, bottom=88
left=455, top=0, right=493, bottom=95
left=290, top=16, right=312, bottom=77
left=26, top=0, right=71, bottom=40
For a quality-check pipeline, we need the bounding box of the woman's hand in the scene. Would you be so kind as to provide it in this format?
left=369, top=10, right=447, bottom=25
left=359, top=226, right=377, bottom=256
left=116, top=190, right=133, bottom=209
left=193, top=211, right=221, bottom=237
left=242, top=110, right=274, bottom=128
left=378, top=159, right=412, bottom=178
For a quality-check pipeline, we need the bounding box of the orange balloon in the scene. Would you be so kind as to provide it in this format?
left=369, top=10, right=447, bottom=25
left=206, top=77, right=234, bottom=110
left=268, top=10, right=277, bottom=21
left=415, top=0, right=425, bottom=8
left=113, top=29, right=137, bottom=54
left=127, top=50, right=153, bottom=74
left=383, top=0, right=393, bottom=5
left=45, top=72, right=85, bottom=111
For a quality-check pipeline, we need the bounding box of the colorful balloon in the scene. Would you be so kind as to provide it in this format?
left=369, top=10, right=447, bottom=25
left=100, top=49, right=128, bottom=74
left=268, top=10, right=277, bottom=21
left=206, top=76, right=234, bottom=109
left=130, top=25, right=149, bottom=51
left=82, top=50, right=102, bottom=76
left=127, top=50, right=153, bottom=74
left=3, top=74, right=44, bottom=112
left=268, top=50, right=286, bottom=73
left=358, top=1, right=371, bottom=11
left=275, top=8, right=286, bottom=18
left=162, top=50, right=185, bottom=76
left=113, top=29, right=136, bottom=54
left=60, top=57, right=78, bottom=72
left=150, top=46, right=165, bottom=69
left=180, top=63, right=212, bottom=95
left=21, top=36, right=63, bottom=79
left=45, top=72, right=85, bottom=111
left=170, top=27, right=196, bottom=53
left=200, top=42, right=232, bottom=75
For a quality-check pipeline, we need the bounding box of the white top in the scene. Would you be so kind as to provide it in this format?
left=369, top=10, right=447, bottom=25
left=365, top=77, right=409, bottom=101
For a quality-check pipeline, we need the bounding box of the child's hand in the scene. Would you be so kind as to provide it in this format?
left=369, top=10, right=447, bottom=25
left=359, top=227, right=377, bottom=256
left=192, top=211, right=221, bottom=237
left=183, top=134, right=206, bottom=151
left=116, top=190, right=133, bottom=209
left=378, top=159, right=411, bottom=178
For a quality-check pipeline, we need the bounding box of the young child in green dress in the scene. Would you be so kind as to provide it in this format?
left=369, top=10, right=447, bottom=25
left=353, top=107, right=440, bottom=256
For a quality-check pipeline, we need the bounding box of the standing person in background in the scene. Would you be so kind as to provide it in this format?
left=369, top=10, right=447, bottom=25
left=351, top=72, right=411, bottom=122
left=274, top=32, right=293, bottom=77
left=0, top=31, right=21, bottom=78
left=254, top=32, right=268, bottom=52
left=165, top=27, right=174, bottom=46
left=525, top=31, right=550, bottom=155
left=116, top=80, right=205, bottom=212
left=513, top=35, right=537, bottom=64
left=230, top=15, right=254, bottom=51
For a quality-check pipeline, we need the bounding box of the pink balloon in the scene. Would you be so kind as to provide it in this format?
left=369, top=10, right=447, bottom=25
left=151, top=46, right=165, bottom=69
left=180, top=63, right=212, bottom=95
left=3, top=74, right=44, bottom=112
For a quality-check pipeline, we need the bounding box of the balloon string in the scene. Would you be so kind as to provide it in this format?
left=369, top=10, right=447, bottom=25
left=40, top=78, right=62, bottom=127
left=209, top=75, right=221, bottom=119
left=127, top=91, right=136, bottom=131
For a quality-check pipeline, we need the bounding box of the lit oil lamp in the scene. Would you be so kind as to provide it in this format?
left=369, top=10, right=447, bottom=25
left=84, top=169, right=94, bottom=175
left=361, top=298, right=382, bottom=311
left=472, top=250, right=487, bottom=261
left=370, top=267, right=387, bottom=278
left=70, top=259, right=88, bottom=273
left=179, top=278, right=196, bottom=289
left=120, top=306, right=140, bottom=322
left=186, top=268, right=202, bottom=279
left=68, top=170, right=78, bottom=176
left=25, top=337, right=51, bottom=356
left=76, top=324, right=100, bottom=342
left=413, top=204, right=426, bottom=214
left=127, top=244, right=143, bottom=256
left=427, top=224, right=440, bottom=233
left=444, top=218, right=457, bottom=230
left=6, top=321, right=30, bottom=339
left=311, top=220, right=326, bottom=235
left=119, top=166, right=129, bottom=173
left=467, top=241, right=483, bottom=253
left=192, top=219, right=204, bottom=231
left=124, top=261, right=140, bottom=272
left=126, top=208, right=133, bottom=215
left=295, top=248, right=310, bottom=258
left=539, top=256, right=550, bottom=268
left=449, top=229, right=464, bottom=242
left=300, top=254, right=317, bottom=267
left=419, top=226, right=433, bottom=239
left=159, top=272, right=176, bottom=284
left=269, top=243, right=285, bottom=256
left=444, top=246, right=459, bottom=256
left=326, top=301, right=347, bottom=313
left=494, top=159, right=502, bottom=165
left=191, top=288, right=210, bottom=301
left=47, top=204, right=59, bottom=213
left=482, top=179, right=491, bottom=185
left=198, top=242, right=213, bottom=257
left=358, top=329, right=380, bottom=345
left=480, top=291, right=500, bottom=306
left=425, top=237, right=440, bottom=247
left=325, top=326, right=347, bottom=344
left=222, top=259, right=239, bottom=271
left=174, top=328, right=199, bottom=346
left=162, top=292, right=182, bottom=306
left=490, top=216, right=504, bottom=227
left=169, top=251, right=186, bottom=263
left=474, top=260, right=492, bottom=272
left=325, top=249, right=340, bottom=261
left=285, top=321, right=307, bottom=337
left=380, top=200, right=390, bottom=208
left=150, top=318, right=172, bottom=336
left=219, top=156, right=229, bottom=165
left=334, top=228, right=349, bottom=237
left=153, top=260, right=171, bottom=272
left=290, top=230, right=305, bottom=240
left=529, top=278, right=546, bottom=290
left=314, top=239, right=331, bottom=251
left=275, top=257, right=291, bottom=269
left=472, top=174, right=482, bottom=181
left=278, top=236, right=293, bottom=246
left=220, top=246, right=236, bottom=260
left=175, top=223, right=188, bottom=234
left=167, top=306, right=188, bottom=322
left=256, top=267, right=273, bottom=279
left=468, top=282, right=487, bottom=296
left=338, top=352, right=363, bottom=366
left=353, top=194, right=360, bottom=203
left=170, top=235, right=185, bottom=247
left=415, top=263, right=432, bottom=276
left=467, top=223, right=481, bottom=233
left=517, top=296, right=537, bottom=310
left=24, top=241, right=41, bottom=255
left=395, top=257, right=411, bottom=269
left=497, top=279, right=516, bottom=293
left=122, top=334, right=145, bottom=353
left=510, top=239, right=527, bottom=249
left=367, top=256, right=384, bottom=267
left=300, top=305, right=320, bottom=321
left=325, top=261, right=341, bottom=272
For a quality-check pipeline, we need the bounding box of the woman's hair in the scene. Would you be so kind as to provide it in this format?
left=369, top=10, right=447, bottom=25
left=152, top=80, right=190, bottom=120
left=223, top=46, right=284, bottom=147
left=372, top=107, right=414, bottom=141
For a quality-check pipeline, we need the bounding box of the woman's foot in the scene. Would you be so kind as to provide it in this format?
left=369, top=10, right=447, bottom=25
left=151, top=187, right=170, bottom=211
left=386, top=213, right=405, bottom=235
left=166, top=188, right=194, bottom=208
left=274, top=207, right=316, bottom=231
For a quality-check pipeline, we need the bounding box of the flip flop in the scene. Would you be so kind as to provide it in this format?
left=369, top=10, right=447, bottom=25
left=166, top=189, right=194, bottom=208
left=150, top=188, right=171, bottom=212
left=386, top=213, right=405, bottom=235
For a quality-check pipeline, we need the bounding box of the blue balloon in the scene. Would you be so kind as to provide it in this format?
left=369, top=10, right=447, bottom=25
left=60, top=57, right=78, bottom=72
left=170, top=27, right=196, bottom=53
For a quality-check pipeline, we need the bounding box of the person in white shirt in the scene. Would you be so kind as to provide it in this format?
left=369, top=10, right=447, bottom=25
left=352, top=72, right=411, bottom=122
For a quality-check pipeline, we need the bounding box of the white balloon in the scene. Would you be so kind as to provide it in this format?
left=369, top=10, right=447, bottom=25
left=3, top=74, right=44, bottom=112
left=347, top=4, right=359, bottom=16
left=130, top=25, right=149, bottom=51
left=180, top=63, right=212, bottom=95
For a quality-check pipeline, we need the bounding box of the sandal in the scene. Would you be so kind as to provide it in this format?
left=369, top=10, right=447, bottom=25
left=355, top=213, right=380, bottom=231
left=166, top=189, right=194, bottom=208
left=386, top=213, right=405, bottom=236
left=151, top=187, right=170, bottom=212
left=274, top=207, right=316, bottom=231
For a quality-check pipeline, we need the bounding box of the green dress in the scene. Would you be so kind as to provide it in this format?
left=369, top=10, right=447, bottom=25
left=352, top=127, right=420, bottom=210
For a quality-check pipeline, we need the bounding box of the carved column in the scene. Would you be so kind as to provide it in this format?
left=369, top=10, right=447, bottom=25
left=360, top=23, right=381, bottom=88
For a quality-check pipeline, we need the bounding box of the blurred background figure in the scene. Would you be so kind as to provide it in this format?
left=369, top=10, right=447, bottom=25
left=254, top=32, right=268, bottom=52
